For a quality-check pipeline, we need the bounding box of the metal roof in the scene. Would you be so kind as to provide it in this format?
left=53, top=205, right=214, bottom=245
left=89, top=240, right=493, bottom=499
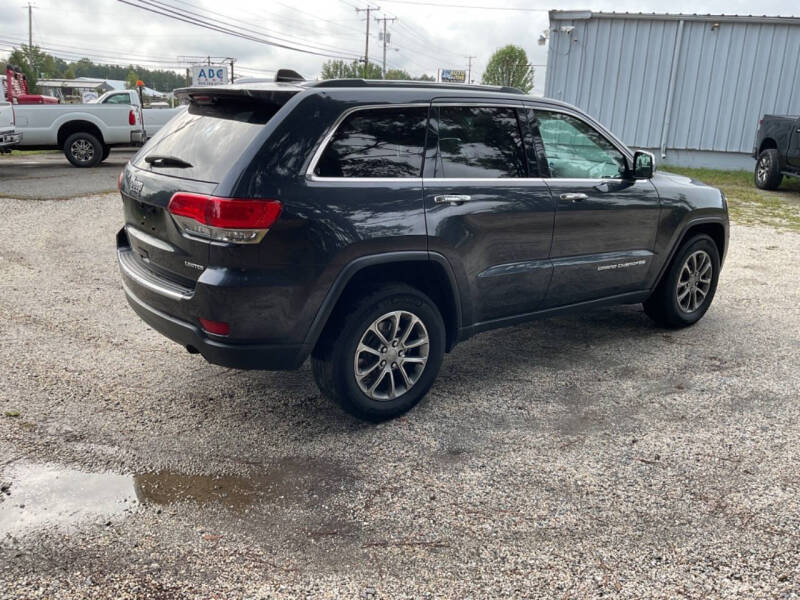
left=550, top=10, right=800, bottom=26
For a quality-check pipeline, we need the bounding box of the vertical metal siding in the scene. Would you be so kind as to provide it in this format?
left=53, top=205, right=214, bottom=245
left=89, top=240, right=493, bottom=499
left=545, top=13, right=800, bottom=155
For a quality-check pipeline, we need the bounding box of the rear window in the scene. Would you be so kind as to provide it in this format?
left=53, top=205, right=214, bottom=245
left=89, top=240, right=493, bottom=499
left=134, top=99, right=283, bottom=182
left=314, top=106, right=428, bottom=178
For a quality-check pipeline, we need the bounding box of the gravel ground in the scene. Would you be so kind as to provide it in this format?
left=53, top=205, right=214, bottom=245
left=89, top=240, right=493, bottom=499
left=1, top=191, right=799, bottom=599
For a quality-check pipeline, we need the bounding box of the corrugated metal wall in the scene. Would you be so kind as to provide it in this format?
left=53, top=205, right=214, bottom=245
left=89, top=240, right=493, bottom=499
left=544, top=13, right=800, bottom=156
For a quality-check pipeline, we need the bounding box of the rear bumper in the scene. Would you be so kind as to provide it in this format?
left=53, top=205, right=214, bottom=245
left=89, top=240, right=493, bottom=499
left=0, top=130, right=22, bottom=147
left=121, top=281, right=306, bottom=370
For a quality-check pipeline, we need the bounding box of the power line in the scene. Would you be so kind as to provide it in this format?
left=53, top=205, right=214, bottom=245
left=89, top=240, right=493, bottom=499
left=133, top=0, right=365, bottom=59
left=116, top=0, right=365, bottom=61
left=380, top=0, right=546, bottom=10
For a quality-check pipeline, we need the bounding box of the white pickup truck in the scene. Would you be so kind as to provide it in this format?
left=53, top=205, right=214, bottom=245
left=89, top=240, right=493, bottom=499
left=13, top=99, right=145, bottom=167
left=0, top=101, right=22, bottom=151
left=90, top=89, right=184, bottom=139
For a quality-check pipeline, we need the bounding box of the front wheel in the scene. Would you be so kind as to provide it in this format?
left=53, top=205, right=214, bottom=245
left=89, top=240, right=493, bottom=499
left=312, top=283, right=445, bottom=421
left=644, top=234, right=721, bottom=328
left=64, top=132, right=103, bottom=168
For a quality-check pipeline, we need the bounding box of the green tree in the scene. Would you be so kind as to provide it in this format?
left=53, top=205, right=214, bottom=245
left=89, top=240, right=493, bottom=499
left=481, top=45, right=533, bottom=92
left=415, top=73, right=435, bottom=81
left=125, top=70, right=140, bottom=89
left=384, top=68, right=411, bottom=80
left=320, top=59, right=382, bottom=79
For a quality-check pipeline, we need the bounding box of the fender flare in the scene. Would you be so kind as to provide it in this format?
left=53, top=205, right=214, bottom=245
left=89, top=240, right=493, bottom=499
left=301, top=251, right=463, bottom=352
left=651, top=216, right=728, bottom=290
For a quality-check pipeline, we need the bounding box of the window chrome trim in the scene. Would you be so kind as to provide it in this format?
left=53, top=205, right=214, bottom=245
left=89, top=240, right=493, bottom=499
left=421, top=177, right=549, bottom=184
left=305, top=103, right=430, bottom=181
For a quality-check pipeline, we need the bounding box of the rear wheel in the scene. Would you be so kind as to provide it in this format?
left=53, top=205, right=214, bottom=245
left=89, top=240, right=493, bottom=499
left=754, top=148, right=782, bottom=190
left=64, top=132, right=103, bottom=168
left=644, top=234, right=720, bottom=328
left=100, top=144, right=111, bottom=162
left=312, top=283, right=445, bottom=421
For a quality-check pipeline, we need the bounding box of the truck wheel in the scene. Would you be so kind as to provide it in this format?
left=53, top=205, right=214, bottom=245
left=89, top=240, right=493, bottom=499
left=311, top=283, right=445, bottom=422
left=100, top=145, right=111, bottom=162
left=644, top=234, right=720, bottom=329
left=754, top=149, right=782, bottom=190
left=64, top=132, right=103, bottom=168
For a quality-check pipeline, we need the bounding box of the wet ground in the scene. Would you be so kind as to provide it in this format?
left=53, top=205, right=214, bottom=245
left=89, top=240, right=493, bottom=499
left=0, top=149, right=134, bottom=199
left=1, top=190, right=799, bottom=599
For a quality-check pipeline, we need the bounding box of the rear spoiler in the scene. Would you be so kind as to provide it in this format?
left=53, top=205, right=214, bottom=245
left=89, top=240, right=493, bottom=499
left=174, top=82, right=302, bottom=104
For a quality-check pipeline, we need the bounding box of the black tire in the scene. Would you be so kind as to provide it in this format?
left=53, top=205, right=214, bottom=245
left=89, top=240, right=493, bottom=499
left=644, top=234, right=721, bottom=329
left=754, top=148, right=782, bottom=190
left=311, top=283, right=446, bottom=422
left=100, top=144, right=111, bottom=162
left=63, top=132, right=103, bottom=168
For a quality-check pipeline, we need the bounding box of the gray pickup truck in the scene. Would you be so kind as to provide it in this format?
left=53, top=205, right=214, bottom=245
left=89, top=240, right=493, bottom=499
left=753, top=114, right=800, bottom=189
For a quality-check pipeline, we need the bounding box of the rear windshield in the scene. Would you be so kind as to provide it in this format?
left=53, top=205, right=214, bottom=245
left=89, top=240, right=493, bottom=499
left=134, top=99, right=284, bottom=182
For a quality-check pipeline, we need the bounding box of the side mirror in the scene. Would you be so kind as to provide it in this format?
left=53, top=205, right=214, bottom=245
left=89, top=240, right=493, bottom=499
left=632, top=151, right=655, bottom=179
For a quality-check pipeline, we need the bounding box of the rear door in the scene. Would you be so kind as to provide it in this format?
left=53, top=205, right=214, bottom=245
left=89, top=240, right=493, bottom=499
left=423, top=101, right=554, bottom=325
left=786, top=117, right=800, bottom=169
left=121, top=94, right=293, bottom=286
left=531, top=108, right=660, bottom=307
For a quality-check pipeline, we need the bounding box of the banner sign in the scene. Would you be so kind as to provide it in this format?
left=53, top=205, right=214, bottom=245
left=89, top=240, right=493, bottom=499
left=441, top=69, right=466, bottom=83
left=191, top=65, right=229, bottom=87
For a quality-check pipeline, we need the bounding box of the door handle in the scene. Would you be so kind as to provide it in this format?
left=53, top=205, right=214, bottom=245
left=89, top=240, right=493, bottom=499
left=560, top=193, right=588, bottom=202
left=434, top=194, right=472, bottom=205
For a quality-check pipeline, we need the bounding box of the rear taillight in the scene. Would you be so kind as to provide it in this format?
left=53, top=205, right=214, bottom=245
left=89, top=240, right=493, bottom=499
left=129, top=109, right=135, bottom=125
left=10, top=104, right=15, bottom=126
left=118, top=170, right=124, bottom=190
left=167, top=192, right=282, bottom=244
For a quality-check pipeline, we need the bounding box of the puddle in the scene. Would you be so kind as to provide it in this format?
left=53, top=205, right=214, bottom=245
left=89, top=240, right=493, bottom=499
left=1, top=458, right=351, bottom=538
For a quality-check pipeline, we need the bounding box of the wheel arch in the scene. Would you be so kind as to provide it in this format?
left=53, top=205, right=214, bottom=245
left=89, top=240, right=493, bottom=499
left=57, top=120, right=105, bottom=148
left=758, top=138, right=778, bottom=154
left=652, top=218, right=728, bottom=292
left=305, top=252, right=462, bottom=354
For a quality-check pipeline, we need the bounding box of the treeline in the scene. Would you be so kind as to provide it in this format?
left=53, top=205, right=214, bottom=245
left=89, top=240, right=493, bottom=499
left=4, top=45, right=188, bottom=93
left=320, top=60, right=434, bottom=81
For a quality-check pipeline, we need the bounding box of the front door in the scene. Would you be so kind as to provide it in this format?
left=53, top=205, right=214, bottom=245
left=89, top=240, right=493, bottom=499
left=423, top=102, right=555, bottom=326
left=532, top=109, right=661, bottom=307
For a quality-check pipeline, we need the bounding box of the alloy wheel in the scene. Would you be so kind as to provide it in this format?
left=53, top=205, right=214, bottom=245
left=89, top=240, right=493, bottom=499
left=71, top=139, right=94, bottom=162
left=353, top=310, right=429, bottom=401
left=676, top=250, right=712, bottom=313
left=757, top=155, right=769, bottom=184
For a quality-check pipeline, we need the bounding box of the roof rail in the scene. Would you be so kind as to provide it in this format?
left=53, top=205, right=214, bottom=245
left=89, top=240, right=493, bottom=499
left=307, top=79, right=525, bottom=95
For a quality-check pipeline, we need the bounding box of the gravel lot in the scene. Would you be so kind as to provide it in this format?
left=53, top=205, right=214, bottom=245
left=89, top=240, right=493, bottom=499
left=1, top=180, right=799, bottom=598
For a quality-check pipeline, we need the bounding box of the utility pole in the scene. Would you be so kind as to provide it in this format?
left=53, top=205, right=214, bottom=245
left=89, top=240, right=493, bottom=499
left=465, top=55, right=476, bottom=84
left=375, top=16, right=396, bottom=78
left=229, top=58, right=235, bottom=83
left=27, top=2, right=33, bottom=49
left=355, top=5, right=379, bottom=78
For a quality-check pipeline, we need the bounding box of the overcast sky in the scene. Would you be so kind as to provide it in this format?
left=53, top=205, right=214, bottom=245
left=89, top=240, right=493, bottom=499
left=1, top=0, right=798, bottom=95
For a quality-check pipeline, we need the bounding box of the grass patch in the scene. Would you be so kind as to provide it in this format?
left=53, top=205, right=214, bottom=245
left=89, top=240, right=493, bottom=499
left=0, top=149, right=59, bottom=157
left=663, top=165, right=800, bottom=231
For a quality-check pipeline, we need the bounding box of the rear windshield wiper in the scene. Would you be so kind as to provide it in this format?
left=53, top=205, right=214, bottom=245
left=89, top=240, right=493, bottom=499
left=145, top=155, right=193, bottom=168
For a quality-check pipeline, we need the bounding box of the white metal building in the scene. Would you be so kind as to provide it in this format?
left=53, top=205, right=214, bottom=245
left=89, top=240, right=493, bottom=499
left=544, top=11, right=800, bottom=169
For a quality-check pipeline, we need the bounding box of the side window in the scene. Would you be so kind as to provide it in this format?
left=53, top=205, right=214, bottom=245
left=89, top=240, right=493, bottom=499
left=536, top=111, right=626, bottom=179
left=435, top=106, right=527, bottom=178
left=315, top=106, right=428, bottom=178
left=104, top=94, right=130, bottom=105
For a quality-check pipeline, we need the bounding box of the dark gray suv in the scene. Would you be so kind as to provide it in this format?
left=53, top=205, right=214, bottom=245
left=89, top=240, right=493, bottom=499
left=117, top=78, right=729, bottom=421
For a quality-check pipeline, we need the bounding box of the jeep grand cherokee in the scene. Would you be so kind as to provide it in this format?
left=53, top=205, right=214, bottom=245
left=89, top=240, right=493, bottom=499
left=117, top=77, right=729, bottom=421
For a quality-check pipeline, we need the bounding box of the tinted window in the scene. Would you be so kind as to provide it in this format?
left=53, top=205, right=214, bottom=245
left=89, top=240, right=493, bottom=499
left=536, top=111, right=626, bottom=179
left=104, top=94, right=130, bottom=104
left=435, top=106, right=527, bottom=178
left=315, top=107, right=428, bottom=178
left=134, top=99, right=286, bottom=183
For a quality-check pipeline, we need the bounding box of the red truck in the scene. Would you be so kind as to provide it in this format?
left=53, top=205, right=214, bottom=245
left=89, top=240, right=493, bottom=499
left=4, top=65, right=58, bottom=104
